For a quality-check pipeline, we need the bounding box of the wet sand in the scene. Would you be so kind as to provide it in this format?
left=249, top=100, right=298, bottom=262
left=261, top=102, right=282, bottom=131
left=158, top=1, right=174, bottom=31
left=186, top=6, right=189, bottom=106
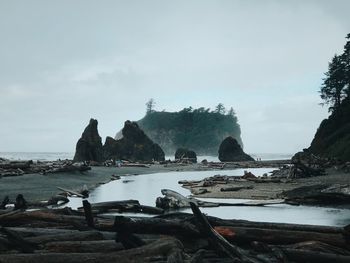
left=0, top=164, right=207, bottom=202
left=184, top=168, right=350, bottom=200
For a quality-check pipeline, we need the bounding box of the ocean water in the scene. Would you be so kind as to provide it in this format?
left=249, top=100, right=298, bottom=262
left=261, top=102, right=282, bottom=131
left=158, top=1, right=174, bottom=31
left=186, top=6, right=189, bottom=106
left=0, top=152, right=74, bottom=161
left=1, top=152, right=292, bottom=162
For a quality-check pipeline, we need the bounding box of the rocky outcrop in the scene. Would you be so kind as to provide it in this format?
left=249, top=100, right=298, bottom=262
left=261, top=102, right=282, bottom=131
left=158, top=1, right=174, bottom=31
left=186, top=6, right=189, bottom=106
left=309, top=98, right=350, bottom=161
left=218, top=137, right=254, bottom=162
left=103, top=121, right=165, bottom=162
left=73, top=119, right=104, bottom=162
left=174, top=148, right=197, bottom=163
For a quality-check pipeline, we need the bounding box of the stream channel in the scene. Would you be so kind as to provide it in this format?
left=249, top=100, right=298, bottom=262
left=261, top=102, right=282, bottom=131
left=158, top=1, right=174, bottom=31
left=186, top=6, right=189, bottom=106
left=68, top=168, right=350, bottom=227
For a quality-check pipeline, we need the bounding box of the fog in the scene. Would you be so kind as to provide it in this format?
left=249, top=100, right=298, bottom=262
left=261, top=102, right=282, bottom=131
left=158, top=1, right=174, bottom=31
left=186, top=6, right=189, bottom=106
left=1, top=0, right=350, bottom=154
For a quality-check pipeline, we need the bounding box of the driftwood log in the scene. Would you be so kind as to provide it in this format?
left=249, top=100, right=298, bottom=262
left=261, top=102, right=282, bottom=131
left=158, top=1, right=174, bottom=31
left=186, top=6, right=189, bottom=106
left=0, top=237, right=183, bottom=263
left=0, top=197, right=349, bottom=262
left=79, top=200, right=164, bottom=215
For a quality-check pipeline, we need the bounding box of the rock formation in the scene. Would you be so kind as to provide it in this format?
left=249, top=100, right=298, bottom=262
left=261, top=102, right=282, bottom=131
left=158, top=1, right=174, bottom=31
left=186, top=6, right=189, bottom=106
left=175, top=148, right=197, bottom=163
left=309, top=98, right=350, bottom=161
left=218, top=136, right=254, bottom=162
left=103, top=121, right=165, bottom=162
left=73, top=119, right=104, bottom=162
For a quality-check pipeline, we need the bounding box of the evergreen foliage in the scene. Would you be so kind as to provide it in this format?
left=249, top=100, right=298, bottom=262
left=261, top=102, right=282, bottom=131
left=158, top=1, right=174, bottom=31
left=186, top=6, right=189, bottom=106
left=320, top=34, right=350, bottom=111
left=310, top=33, right=350, bottom=161
left=145, top=98, right=156, bottom=114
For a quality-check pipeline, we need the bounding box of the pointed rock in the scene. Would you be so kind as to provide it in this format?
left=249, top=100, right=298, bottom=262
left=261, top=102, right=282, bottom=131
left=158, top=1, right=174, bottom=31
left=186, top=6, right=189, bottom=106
left=73, top=119, right=104, bottom=162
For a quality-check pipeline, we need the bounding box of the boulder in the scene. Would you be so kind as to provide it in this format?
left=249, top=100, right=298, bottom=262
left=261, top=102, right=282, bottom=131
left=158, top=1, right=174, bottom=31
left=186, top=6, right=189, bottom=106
left=73, top=119, right=104, bottom=162
left=174, top=148, right=197, bottom=163
left=218, top=136, right=254, bottom=162
left=103, top=121, right=165, bottom=162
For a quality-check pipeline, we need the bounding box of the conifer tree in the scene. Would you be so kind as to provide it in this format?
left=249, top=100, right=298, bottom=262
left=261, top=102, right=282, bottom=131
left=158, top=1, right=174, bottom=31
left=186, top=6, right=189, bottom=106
left=320, top=55, right=346, bottom=111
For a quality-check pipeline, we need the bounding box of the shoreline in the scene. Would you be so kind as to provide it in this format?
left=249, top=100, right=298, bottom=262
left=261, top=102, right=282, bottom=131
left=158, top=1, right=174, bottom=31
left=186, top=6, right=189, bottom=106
left=183, top=168, right=350, bottom=208
left=1, top=160, right=348, bottom=209
left=0, top=163, right=218, bottom=202
left=0, top=159, right=291, bottom=202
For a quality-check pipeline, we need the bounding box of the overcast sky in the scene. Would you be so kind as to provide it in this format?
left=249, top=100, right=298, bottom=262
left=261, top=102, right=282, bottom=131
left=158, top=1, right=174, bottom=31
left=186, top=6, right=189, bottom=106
left=1, top=0, right=349, bottom=154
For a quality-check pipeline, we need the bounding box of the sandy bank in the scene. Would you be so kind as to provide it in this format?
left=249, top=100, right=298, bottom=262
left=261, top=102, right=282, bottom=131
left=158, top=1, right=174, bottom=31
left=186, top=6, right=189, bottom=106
left=184, top=168, right=350, bottom=201
left=0, top=163, right=213, bottom=202
left=0, top=159, right=293, bottom=202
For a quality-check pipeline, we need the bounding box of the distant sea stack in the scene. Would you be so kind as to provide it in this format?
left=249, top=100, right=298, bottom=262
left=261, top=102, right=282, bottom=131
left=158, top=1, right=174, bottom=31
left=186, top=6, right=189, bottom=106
left=116, top=107, right=244, bottom=155
left=73, top=118, right=104, bottom=162
left=218, top=136, right=254, bottom=162
left=104, top=121, right=165, bottom=162
left=309, top=98, right=350, bottom=161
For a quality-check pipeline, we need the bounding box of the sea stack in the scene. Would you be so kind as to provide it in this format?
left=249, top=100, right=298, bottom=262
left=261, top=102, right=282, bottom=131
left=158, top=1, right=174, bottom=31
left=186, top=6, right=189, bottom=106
left=73, top=118, right=104, bottom=162
left=103, top=120, right=165, bottom=162
left=175, top=148, right=197, bottom=163
left=218, top=136, right=254, bottom=162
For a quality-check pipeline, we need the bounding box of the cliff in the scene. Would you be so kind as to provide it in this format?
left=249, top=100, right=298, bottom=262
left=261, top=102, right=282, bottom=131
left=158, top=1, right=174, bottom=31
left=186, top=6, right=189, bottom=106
left=117, top=109, right=243, bottom=155
left=309, top=98, right=350, bottom=161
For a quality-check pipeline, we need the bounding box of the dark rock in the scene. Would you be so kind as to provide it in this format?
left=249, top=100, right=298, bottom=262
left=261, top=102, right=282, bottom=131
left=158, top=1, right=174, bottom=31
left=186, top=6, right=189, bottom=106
left=309, top=98, right=350, bottom=161
left=218, top=136, right=254, bottom=162
left=175, top=148, right=197, bottom=163
left=73, top=119, right=104, bottom=162
left=103, top=121, right=165, bottom=162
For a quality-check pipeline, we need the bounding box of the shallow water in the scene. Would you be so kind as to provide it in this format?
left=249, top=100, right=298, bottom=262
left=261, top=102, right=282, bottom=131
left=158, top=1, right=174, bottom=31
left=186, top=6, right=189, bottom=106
left=69, top=168, right=350, bottom=227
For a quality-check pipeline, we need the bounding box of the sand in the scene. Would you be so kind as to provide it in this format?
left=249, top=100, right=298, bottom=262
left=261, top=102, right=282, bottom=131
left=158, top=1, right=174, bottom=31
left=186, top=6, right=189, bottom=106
left=0, top=164, right=206, bottom=202
left=184, top=168, right=350, bottom=200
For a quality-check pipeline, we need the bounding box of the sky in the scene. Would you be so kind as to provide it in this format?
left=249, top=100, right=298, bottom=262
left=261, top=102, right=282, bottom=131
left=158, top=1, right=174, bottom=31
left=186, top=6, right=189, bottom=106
left=0, top=0, right=350, bottom=154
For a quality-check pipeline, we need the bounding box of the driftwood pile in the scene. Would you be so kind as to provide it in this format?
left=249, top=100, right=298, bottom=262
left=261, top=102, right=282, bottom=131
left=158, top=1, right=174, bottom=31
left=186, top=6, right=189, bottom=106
left=281, top=184, right=350, bottom=205
left=200, top=159, right=291, bottom=170
left=272, top=151, right=350, bottom=179
left=179, top=173, right=284, bottom=196
left=0, top=159, right=91, bottom=177
left=0, top=199, right=349, bottom=263
left=156, top=189, right=285, bottom=209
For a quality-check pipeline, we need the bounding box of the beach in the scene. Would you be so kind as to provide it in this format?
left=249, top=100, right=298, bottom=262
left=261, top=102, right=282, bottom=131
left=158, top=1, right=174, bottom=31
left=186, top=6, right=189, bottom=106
left=185, top=168, right=350, bottom=201
left=0, top=164, right=205, bottom=202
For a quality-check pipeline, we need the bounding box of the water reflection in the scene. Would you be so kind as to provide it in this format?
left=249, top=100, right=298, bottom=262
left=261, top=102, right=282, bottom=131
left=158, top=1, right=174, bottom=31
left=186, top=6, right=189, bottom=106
left=69, top=169, right=350, bottom=227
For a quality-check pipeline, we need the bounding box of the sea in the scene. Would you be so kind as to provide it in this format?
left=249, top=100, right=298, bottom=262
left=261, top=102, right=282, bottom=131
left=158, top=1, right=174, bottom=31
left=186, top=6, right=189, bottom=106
left=0, top=152, right=293, bottom=162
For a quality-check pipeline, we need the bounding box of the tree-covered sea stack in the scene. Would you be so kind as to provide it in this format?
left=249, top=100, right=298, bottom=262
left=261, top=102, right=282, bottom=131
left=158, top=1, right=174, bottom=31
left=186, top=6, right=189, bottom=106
left=129, top=104, right=243, bottom=155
